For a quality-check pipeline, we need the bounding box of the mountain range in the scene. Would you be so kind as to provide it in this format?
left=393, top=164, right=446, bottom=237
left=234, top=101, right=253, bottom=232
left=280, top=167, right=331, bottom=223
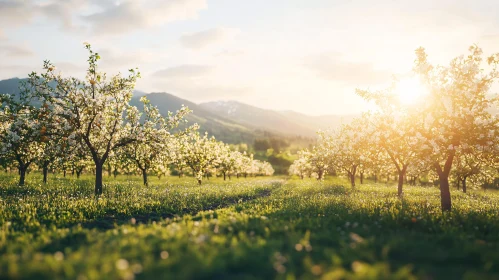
left=0, top=78, right=355, bottom=144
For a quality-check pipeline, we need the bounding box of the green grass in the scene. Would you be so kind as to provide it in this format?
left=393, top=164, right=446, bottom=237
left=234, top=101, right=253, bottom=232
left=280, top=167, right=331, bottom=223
left=0, top=174, right=499, bottom=279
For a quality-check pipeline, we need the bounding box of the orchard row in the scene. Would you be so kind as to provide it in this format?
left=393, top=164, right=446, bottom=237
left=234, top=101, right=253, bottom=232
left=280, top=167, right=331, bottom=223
left=0, top=44, right=273, bottom=194
left=290, top=45, right=499, bottom=211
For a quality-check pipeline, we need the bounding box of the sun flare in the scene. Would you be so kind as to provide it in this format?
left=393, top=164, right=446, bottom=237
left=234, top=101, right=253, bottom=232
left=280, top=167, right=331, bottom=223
left=395, top=77, right=427, bottom=105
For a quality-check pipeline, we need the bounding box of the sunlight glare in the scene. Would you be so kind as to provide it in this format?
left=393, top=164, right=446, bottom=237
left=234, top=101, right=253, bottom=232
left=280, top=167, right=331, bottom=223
left=395, top=77, right=427, bottom=105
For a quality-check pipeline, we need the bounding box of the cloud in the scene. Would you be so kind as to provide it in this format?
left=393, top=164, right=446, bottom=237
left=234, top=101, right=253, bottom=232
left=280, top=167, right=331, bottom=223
left=96, top=48, right=157, bottom=68
left=51, top=62, right=87, bottom=76
left=63, top=47, right=172, bottom=74
left=152, top=65, right=213, bottom=78
left=83, top=0, right=207, bottom=35
left=0, top=64, right=37, bottom=80
left=151, top=80, right=251, bottom=101
left=303, top=53, right=392, bottom=86
left=214, top=50, right=245, bottom=57
left=184, top=85, right=251, bottom=100
left=38, top=0, right=87, bottom=32
left=149, top=64, right=250, bottom=100
left=0, top=0, right=85, bottom=32
left=180, top=27, right=240, bottom=49
left=0, top=44, right=34, bottom=57
left=478, top=34, right=499, bottom=45
left=0, top=0, right=206, bottom=35
left=0, top=1, right=35, bottom=26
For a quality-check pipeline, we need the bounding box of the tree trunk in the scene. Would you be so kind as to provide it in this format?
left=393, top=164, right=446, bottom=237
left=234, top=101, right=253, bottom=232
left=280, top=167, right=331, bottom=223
left=63, top=169, right=66, bottom=178
left=19, top=164, right=27, bottom=186
left=360, top=172, right=364, bottom=184
left=349, top=165, right=357, bottom=188
left=76, top=169, right=82, bottom=179
left=142, top=169, right=148, bottom=186
left=374, top=174, right=377, bottom=183
left=223, top=172, right=226, bottom=181
left=197, top=179, right=202, bottom=185
left=438, top=173, right=451, bottom=211
left=397, top=172, right=404, bottom=196
left=435, top=153, right=454, bottom=211
left=397, top=165, right=407, bottom=197
left=462, top=176, right=467, bottom=193
left=95, top=163, right=103, bottom=195
left=42, top=163, right=49, bottom=184
left=318, top=170, right=324, bottom=180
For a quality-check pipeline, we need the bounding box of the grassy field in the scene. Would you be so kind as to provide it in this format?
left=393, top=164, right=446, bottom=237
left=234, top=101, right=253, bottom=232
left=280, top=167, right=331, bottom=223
left=0, top=174, right=498, bottom=279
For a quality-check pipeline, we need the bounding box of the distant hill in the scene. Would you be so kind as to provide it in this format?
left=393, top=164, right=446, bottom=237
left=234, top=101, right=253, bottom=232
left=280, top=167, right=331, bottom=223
left=129, top=92, right=260, bottom=144
left=278, top=110, right=357, bottom=133
left=0, top=78, right=353, bottom=144
left=199, top=101, right=319, bottom=137
left=0, top=78, right=25, bottom=95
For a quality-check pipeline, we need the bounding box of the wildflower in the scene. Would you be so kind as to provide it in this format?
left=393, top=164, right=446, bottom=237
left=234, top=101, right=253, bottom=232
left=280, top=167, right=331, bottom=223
left=160, top=251, right=169, bottom=259
left=116, top=259, right=129, bottom=270
left=54, top=251, right=64, bottom=261
left=295, top=244, right=303, bottom=251
left=349, top=232, right=364, bottom=243
left=311, top=265, right=323, bottom=276
left=131, top=263, right=143, bottom=274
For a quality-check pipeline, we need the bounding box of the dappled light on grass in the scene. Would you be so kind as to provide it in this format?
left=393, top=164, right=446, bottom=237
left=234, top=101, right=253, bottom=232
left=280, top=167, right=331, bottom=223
left=1, top=175, right=499, bottom=279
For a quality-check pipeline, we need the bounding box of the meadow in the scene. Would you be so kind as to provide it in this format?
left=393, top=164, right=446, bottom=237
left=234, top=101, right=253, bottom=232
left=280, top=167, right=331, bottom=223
left=0, top=174, right=498, bottom=280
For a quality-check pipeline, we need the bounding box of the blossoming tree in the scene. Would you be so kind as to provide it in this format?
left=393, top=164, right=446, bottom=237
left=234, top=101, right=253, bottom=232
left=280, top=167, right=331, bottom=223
left=32, top=44, right=176, bottom=194
left=413, top=45, right=499, bottom=210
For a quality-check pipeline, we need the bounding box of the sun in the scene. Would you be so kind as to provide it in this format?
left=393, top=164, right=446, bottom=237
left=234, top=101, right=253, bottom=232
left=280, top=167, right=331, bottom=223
left=395, top=77, right=427, bottom=105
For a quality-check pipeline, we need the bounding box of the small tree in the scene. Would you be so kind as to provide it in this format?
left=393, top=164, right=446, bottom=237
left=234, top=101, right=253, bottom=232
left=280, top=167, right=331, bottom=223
left=453, top=142, right=498, bottom=193
left=323, top=121, right=367, bottom=188
left=289, top=151, right=313, bottom=179
left=0, top=85, right=47, bottom=185
left=117, top=97, right=191, bottom=186
left=361, top=110, right=422, bottom=195
left=308, top=139, right=330, bottom=180
left=218, top=144, right=243, bottom=181
left=174, top=132, right=221, bottom=185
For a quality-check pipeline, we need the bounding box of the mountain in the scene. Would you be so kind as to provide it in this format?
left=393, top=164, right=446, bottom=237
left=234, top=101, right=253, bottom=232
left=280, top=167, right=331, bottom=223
left=199, top=101, right=356, bottom=137
left=278, top=110, right=357, bottom=133
left=130, top=92, right=260, bottom=144
left=0, top=78, right=25, bottom=96
left=0, top=78, right=352, bottom=144
left=199, top=101, right=319, bottom=137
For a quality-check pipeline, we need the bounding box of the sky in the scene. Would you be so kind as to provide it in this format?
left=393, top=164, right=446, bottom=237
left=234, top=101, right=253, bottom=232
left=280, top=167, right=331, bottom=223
left=1, top=0, right=499, bottom=115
